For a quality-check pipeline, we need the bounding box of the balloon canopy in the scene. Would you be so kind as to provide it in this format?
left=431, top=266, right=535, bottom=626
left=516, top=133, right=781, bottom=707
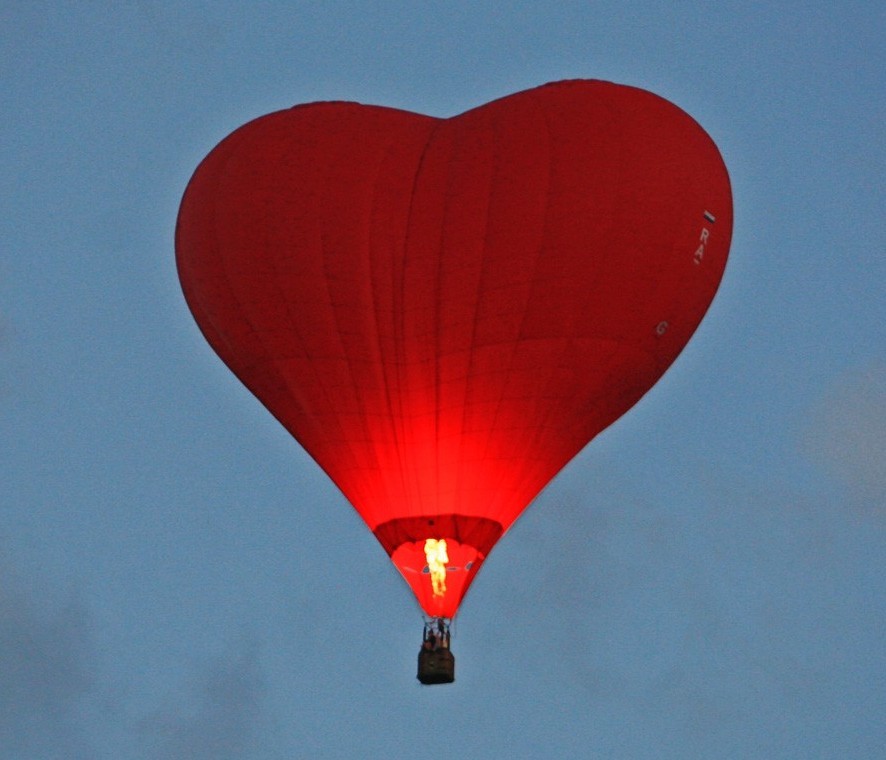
left=176, top=80, right=732, bottom=618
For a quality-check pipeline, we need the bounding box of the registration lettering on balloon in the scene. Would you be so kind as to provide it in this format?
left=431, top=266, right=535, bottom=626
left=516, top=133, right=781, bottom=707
left=694, top=225, right=712, bottom=265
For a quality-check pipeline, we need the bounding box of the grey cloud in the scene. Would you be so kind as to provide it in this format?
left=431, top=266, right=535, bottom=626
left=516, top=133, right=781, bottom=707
left=801, top=363, right=886, bottom=500
left=0, top=579, right=95, bottom=760
left=138, top=640, right=264, bottom=760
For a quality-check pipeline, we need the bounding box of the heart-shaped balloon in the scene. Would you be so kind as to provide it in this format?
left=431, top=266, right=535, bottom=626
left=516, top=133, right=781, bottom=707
left=176, top=80, right=732, bottom=618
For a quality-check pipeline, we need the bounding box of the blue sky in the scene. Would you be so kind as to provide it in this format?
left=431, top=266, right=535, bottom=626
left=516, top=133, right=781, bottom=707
left=2, top=2, right=884, bottom=758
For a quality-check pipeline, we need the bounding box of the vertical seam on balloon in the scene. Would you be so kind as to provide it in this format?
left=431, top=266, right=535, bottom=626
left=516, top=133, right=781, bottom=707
left=364, top=133, right=398, bottom=530
left=399, top=118, right=443, bottom=520
left=561, top=89, right=626, bottom=459
left=217, top=108, right=367, bottom=513
left=193, top=119, right=363, bottom=535
left=433, top=128, right=449, bottom=523
left=509, top=97, right=575, bottom=530
left=191, top=127, right=258, bottom=366
left=267, top=111, right=364, bottom=500
left=518, top=90, right=624, bottom=510
left=210, top=121, right=303, bottom=423
left=473, top=105, right=521, bottom=530
left=599, top=91, right=666, bottom=445
left=264, top=119, right=325, bottom=437
left=315, top=231, right=364, bottom=504
left=452, top=110, right=495, bottom=525
left=312, top=135, right=380, bottom=510
left=485, top=94, right=558, bottom=533
left=365, top=123, right=421, bottom=528
left=507, top=88, right=610, bottom=526
left=588, top=92, right=632, bottom=438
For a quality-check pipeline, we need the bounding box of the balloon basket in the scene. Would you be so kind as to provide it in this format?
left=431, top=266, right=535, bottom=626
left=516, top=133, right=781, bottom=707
left=417, top=618, right=455, bottom=685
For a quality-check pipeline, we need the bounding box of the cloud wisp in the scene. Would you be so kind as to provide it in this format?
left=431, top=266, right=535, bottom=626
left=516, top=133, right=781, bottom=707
left=801, top=363, right=886, bottom=504
left=0, top=575, right=96, bottom=759
left=137, top=639, right=264, bottom=760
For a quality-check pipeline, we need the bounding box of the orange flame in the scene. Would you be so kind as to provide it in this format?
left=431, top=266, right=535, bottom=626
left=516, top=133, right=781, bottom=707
left=424, top=538, right=449, bottom=597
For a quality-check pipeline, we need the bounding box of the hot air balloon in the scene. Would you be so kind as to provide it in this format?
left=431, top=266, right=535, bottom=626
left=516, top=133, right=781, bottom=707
left=175, top=79, right=732, bottom=684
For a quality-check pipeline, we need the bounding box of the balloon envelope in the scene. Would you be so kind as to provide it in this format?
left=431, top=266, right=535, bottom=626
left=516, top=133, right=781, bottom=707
left=176, top=80, right=732, bottom=618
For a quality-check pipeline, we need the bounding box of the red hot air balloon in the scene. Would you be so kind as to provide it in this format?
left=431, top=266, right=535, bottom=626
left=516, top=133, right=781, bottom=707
left=176, top=80, right=732, bottom=681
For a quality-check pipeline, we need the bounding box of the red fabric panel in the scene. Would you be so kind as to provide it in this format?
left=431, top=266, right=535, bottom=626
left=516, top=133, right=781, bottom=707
left=176, top=80, right=732, bottom=616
